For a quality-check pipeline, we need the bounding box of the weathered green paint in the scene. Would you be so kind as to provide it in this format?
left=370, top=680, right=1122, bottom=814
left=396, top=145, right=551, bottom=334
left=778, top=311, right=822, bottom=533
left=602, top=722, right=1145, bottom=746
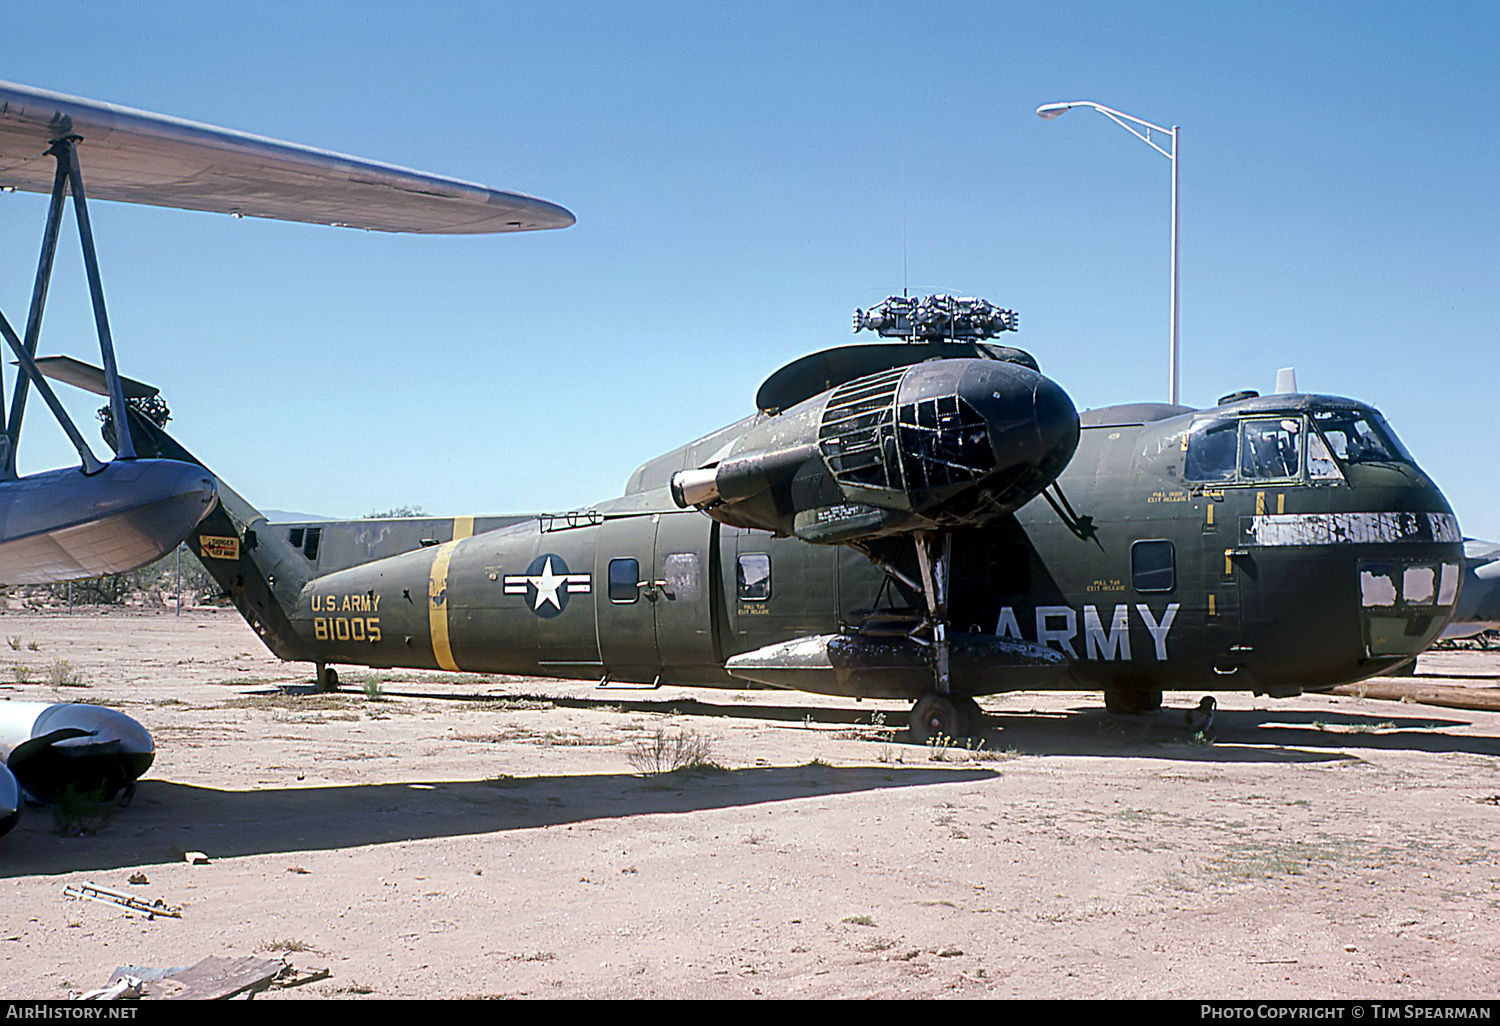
left=124, top=343, right=1462, bottom=708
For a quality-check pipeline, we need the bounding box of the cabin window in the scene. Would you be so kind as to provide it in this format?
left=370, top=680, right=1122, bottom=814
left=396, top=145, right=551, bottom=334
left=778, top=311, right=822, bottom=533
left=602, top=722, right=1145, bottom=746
left=1360, top=560, right=1460, bottom=609
left=1184, top=419, right=1238, bottom=482
left=1239, top=418, right=1302, bottom=481
left=1132, top=539, right=1175, bottom=593
left=737, top=553, right=771, bottom=600
left=608, top=558, right=640, bottom=603
left=663, top=552, right=701, bottom=602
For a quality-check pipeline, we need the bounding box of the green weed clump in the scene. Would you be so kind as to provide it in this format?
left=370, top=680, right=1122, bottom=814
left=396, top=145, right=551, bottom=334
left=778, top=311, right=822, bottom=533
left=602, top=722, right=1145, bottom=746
left=627, top=727, right=719, bottom=776
left=52, top=784, right=120, bottom=836
left=47, top=659, right=84, bottom=688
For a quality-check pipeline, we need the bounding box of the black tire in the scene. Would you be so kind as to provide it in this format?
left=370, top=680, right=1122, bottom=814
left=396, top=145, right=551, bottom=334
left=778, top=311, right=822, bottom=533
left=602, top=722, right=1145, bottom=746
left=317, top=665, right=339, bottom=693
left=1104, top=688, right=1162, bottom=715
left=909, top=694, right=967, bottom=744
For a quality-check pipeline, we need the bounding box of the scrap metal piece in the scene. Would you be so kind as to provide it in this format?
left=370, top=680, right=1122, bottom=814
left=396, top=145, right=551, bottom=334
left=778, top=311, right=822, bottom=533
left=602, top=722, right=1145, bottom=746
left=106, top=957, right=288, bottom=1000
left=63, top=881, right=182, bottom=919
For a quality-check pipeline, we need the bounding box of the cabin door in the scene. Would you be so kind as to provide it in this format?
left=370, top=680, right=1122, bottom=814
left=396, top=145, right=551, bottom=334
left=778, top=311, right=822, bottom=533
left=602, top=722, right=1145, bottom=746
left=594, top=512, right=718, bottom=682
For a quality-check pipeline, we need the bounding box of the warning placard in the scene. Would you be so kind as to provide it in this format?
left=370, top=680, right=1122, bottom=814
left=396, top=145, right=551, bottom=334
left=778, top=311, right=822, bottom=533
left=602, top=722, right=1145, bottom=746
left=200, top=535, right=240, bottom=560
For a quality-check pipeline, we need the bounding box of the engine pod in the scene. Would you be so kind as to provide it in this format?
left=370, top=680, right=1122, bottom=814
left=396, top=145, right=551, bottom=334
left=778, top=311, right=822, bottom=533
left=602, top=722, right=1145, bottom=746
left=671, top=356, right=1079, bottom=543
left=815, top=358, right=1079, bottom=528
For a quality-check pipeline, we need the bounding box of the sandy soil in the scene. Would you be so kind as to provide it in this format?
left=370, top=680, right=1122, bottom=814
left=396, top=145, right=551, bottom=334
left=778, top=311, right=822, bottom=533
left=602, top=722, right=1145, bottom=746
left=1, top=607, right=1498, bottom=1000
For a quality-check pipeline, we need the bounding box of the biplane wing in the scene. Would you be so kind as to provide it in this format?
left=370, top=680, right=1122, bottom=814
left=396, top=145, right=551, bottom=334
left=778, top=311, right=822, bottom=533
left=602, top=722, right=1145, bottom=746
left=0, top=81, right=573, bottom=588
left=0, top=81, right=574, bottom=234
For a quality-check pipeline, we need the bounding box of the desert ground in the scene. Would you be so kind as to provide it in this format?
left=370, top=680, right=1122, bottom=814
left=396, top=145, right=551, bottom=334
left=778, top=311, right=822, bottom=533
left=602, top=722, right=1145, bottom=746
left=1, top=606, right=1498, bottom=1000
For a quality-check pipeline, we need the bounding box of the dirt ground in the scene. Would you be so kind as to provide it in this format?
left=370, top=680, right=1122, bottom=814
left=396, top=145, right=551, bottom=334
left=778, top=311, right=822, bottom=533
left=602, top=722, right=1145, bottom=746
left=1, top=607, right=1498, bottom=1000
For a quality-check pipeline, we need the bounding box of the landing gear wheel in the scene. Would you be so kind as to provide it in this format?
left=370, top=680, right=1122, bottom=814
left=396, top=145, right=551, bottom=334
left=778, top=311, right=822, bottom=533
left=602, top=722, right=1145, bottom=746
left=909, top=694, right=972, bottom=744
left=316, top=665, right=339, bottom=693
left=1104, top=688, right=1162, bottom=715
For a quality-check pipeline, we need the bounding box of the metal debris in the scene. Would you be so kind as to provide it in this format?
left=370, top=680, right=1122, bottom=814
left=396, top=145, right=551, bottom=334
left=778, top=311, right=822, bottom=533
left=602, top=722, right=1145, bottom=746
left=93, top=958, right=330, bottom=1000
left=63, top=881, right=182, bottom=919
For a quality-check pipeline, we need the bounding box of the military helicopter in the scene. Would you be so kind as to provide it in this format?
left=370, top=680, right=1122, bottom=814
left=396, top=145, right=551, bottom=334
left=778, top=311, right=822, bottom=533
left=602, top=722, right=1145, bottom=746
left=93, top=289, right=1464, bottom=742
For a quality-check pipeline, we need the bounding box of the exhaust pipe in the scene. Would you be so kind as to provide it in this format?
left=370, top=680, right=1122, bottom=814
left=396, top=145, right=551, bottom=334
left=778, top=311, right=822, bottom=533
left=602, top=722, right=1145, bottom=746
left=670, top=444, right=819, bottom=510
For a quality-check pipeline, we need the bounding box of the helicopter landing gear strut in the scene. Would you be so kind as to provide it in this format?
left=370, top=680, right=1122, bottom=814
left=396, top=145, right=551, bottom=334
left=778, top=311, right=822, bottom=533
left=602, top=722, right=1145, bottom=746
left=853, top=531, right=987, bottom=744
left=904, top=532, right=985, bottom=743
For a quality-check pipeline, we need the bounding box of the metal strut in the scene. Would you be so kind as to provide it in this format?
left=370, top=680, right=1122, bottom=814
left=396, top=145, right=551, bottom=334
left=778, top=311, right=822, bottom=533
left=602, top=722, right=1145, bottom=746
left=913, top=531, right=953, bottom=695
left=0, top=133, right=136, bottom=480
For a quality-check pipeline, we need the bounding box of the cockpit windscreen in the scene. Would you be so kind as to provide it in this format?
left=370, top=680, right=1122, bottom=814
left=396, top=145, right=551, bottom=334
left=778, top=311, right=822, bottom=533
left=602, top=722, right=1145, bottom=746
left=1311, top=410, right=1412, bottom=465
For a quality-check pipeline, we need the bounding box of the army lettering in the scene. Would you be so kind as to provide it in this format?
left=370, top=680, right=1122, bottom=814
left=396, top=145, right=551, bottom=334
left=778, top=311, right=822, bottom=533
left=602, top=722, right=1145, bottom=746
left=996, top=602, right=1180, bottom=661
left=312, top=592, right=382, bottom=643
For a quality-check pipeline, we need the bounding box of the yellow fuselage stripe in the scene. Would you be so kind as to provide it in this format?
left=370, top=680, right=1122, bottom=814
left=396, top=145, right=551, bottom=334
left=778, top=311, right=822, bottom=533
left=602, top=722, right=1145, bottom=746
left=454, top=516, right=474, bottom=541
left=428, top=539, right=462, bottom=671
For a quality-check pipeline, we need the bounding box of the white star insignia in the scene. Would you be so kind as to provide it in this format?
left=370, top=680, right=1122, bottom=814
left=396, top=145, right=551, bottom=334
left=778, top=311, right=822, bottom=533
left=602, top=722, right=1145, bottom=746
left=529, top=557, right=566, bottom=611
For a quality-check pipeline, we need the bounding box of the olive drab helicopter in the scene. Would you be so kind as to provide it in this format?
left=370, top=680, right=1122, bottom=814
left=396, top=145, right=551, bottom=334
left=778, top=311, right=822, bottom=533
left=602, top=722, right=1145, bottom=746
left=94, top=286, right=1464, bottom=743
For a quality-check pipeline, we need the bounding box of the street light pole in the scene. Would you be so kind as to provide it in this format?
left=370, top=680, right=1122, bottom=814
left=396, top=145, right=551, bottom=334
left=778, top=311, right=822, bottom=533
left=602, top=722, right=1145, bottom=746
left=1037, top=101, right=1181, bottom=405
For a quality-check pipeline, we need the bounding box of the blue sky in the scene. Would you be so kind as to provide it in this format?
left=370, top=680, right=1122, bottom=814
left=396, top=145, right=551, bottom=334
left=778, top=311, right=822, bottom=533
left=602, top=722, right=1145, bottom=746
left=0, top=2, right=1495, bottom=536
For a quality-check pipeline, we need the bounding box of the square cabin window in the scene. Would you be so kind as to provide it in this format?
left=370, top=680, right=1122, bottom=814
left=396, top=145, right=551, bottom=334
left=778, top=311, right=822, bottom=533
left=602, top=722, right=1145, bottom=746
left=608, top=558, right=640, bottom=603
left=1132, top=540, right=1175, bottom=593
left=737, top=553, right=771, bottom=600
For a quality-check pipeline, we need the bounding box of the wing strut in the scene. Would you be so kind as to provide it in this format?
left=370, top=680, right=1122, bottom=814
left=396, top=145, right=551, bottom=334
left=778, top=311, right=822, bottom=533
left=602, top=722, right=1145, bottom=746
left=2, top=134, right=136, bottom=477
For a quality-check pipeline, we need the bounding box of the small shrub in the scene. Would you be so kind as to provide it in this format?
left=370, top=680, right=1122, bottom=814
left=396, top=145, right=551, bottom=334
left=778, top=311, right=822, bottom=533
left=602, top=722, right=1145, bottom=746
left=261, top=938, right=317, bottom=953
left=47, top=659, right=84, bottom=688
left=12, top=663, right=30, bottom=684
left=626, top=727, right=718, bottom=776
left=362, top=678, right=385, bottom=701
left=927, top=733, right=953, bottom=762
left=52, top=784, right=120, bottom=835
left=6, top=636, right=20, bottom=651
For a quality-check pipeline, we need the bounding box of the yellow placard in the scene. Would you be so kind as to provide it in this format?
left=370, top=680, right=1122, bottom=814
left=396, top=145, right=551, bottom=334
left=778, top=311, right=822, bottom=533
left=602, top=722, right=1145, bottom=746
left=200, top=535, right=240, bottom=560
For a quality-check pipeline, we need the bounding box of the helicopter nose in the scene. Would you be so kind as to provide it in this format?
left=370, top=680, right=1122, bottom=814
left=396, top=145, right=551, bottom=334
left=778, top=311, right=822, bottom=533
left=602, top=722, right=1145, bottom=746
left=1031, top=373, right=1081, bottom=473
left=959, top=361, right=1079, bottom=490
left=890, top=359, right=1079, bottom=517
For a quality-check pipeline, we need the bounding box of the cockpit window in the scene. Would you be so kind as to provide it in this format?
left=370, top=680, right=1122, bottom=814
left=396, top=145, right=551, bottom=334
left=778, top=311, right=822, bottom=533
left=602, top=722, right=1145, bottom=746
left=1239, top=418, right=1301, bottom=481
left=1185, top=416, right=1301, bottom=483
left=1306, top=429, right=1343, bottom=481
left=1185, top=409, right=1408, bottom=484
left=1311, top=410, right=1410, bottom=465
left=1184, top=419, right=1238, bottom=482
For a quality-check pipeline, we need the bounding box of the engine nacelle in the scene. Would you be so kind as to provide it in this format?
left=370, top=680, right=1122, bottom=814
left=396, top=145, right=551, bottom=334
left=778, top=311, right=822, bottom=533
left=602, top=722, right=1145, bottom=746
left=0, top=701, right=155, bottom=811
left=671, top=356, right=1078, bottom=543
left=0, top=764, right=18, bottom=838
